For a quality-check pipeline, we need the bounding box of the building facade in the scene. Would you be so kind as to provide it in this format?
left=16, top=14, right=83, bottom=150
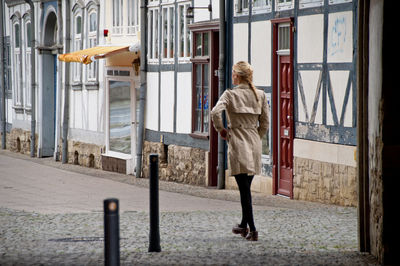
left=3, top=0, right=358, bottom=206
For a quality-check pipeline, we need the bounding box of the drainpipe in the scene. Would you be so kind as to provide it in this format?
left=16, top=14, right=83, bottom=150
left=217, top=0, right=226, bottom=189
left=54, top=0, right=62, bottom=160
left=24, top=0, right=36, bottom=157
left=62, top=0, right=71, bottom=163
left=0, top=0, right=5, bottom=149
left=135, top=0, right=148, bottom=178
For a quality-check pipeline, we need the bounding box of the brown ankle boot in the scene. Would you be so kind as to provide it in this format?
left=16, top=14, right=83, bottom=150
left=232, top=224, right=248, bottom=237
left=245, top=231, right=258, bottom=241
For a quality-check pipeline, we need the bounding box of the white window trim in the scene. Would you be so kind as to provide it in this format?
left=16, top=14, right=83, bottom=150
left=252, top=0, right=272, bottom=14
left=112, top=0, right=124, bottom=35
left=299, top=0, right=323, bottom=9
left=161, top=4, right=175, bottom=64
left=72, top=12, right=82, bottom=83
left=127, top=0, right=140, bottom=35
left=235, top=0, right=249, bottom=16
left=329, top=0, right=352, bottom=5
left=178, top=2, right=191, bottom=63
left=87, top=9, right=98, bottom=82
left=148, top=0, right=160, bottom=7
left=275, top=0, right=294, bottom=11
left=148, top=7, right=160, bottom=64
left=24, top=19, right=32, bottom=108
left=12, top=20, right=22, bottom=107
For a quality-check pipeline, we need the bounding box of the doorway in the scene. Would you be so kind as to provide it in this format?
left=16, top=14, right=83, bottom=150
left=272, top=18, right=294, bottom=198
left=40, top=11, right=57, bottom=157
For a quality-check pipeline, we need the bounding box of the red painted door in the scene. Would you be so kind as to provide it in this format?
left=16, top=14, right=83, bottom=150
left=277, top=55, right=293, bottom=197
left=272, top=18, right=294, bottom=198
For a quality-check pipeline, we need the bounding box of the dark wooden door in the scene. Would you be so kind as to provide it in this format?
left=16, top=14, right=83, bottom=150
left=277, top=55, right=293, bottom=197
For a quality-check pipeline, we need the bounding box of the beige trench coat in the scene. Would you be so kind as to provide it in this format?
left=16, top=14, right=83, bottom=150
left=210, top=84, right=270, bottom=176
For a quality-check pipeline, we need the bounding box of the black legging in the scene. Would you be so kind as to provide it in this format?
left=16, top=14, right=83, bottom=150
left=235, top=174, right=256, bottom=232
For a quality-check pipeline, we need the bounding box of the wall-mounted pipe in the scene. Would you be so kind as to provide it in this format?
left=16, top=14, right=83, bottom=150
left=0, top=0, right=5, bottom=149
left=135, top=0, right=148, bottom=178
left=217, top=0, right=226, bottom=189
left=62, top=0, right=71, bottom=163
left=24, top=0, right=36, bottom=157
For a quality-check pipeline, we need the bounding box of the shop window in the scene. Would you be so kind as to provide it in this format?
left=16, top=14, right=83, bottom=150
left=191, top=32, right=210, bottom=135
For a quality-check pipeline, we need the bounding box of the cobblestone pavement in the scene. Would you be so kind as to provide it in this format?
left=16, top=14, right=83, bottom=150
left=0, top=150, right=378, bottom=265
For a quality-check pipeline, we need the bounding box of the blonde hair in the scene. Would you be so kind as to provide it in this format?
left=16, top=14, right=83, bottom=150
left=232, top=61, right=260, bottom=103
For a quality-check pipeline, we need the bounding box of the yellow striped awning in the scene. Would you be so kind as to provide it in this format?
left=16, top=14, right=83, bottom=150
left=58, top=46, right=135, bottom=64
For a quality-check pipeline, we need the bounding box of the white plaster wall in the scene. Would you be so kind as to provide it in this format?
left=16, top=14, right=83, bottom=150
left=87, top=90, right=99, bottom=131
left=251, top=20, right=271, bottom=87
left=73, top=90, right=83, bottom=129
left=211, top=0, right=220, bottom=20
left=176, top=72, right=192, bottom=134
left=145, top=72, right=159, bottom=131
left=233, top=23, right=248, bottom=65
left=194, top=0, right=210, bottom=23
left=327, top=11, right=353, bottom=63
left=329, top=70, right=352, bottom=127
left=294, top=138, right=356, bottom=167
left=160, top=72, right=174, bottom=132
left=298, top=70, right=323, bottom=124
left=297, top=14, right=324, bottom=63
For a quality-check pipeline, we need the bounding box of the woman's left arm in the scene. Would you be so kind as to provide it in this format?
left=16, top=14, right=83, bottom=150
left=258, top=92, right=270, bottom=138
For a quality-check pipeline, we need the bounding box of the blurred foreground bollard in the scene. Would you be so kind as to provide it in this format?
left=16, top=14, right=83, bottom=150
left=104, top=198, right=120, bottom=266
left=149, top=154, right=161, bottom=252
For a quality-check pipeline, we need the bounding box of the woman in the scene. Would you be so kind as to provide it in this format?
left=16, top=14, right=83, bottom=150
left=210, top=61, right=269, bottom=241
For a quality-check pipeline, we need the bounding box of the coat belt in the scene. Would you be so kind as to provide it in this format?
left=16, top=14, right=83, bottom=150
left=228, top=124, right=258, bottom=129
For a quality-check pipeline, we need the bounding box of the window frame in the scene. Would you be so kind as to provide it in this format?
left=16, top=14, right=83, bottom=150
left=24, top=18, right=32, bottom=108
left=112, top=0, right=124, bottom=35
left=147, top=7, right=160, bottom=63
left=72, top=10, right=83, bottom=84
left=235, top=0, right=249, bottom=16
left=12, top=18, right=23, bottom=107
left=161, top=4, right=175, bottom=63
left=275, top=0, right=294, bottom=11
left=252, top=0, right=272, bottom=14
left=177, top=2, right=191, bottom=62
left=87, top=8, right=98, bottom=83
left=127, top=0, right=139, bottom=35
left=190, top=31, right=212, bottom=138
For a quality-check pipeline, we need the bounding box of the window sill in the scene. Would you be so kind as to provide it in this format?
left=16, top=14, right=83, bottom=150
left=71, top=83, right=83, bottom=91
left=189, top=132, right=209, bottom=140
left=85, top=82, right=99, bottom=90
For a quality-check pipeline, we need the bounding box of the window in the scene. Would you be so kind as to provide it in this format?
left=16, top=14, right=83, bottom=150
left=276, top=0, right=293, bottom=11
left=299, top=0, right=323, bottom=8
left=87, top=11, right=97, bottom=82
left=192, top=32, right=210, bottom=134
left=178, top=3, right=191, bottom=60
left=162, top=5, right=174, bottom=61
left=73, top=14, right=82, bottom=82
left=252, top=0, right=272, bottom=13
left=236, top=0, right=249, bottom=14
left=278, top=23, right=290, bottom=52
left=127, top=0, right=139, bottom=35
left=148, top=8, right=159, bottom=61
left=13, top=21, right=22, bottom=106
left=25, top=20, right=32, bottom=107
left=113, top=0, right=123, bottom=34
left=261, top=93, right=272, bottom=164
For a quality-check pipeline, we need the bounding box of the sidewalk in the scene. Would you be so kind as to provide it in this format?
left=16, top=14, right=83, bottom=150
left=0, top=149, right=378, bottom=265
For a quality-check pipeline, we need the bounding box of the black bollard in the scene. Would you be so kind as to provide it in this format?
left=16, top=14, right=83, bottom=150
left=104, top=198, right=120, bottom=266
left=148, top=154, right=161, bottom=252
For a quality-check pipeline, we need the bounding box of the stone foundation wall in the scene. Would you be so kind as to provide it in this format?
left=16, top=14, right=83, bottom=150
left=7, top=128, right=37, bottom=156
left=142, top=141, right=207, bottom=186
left=293, top=157, right=357, bottom=206
left=58, top=140, right=104, bottom=169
